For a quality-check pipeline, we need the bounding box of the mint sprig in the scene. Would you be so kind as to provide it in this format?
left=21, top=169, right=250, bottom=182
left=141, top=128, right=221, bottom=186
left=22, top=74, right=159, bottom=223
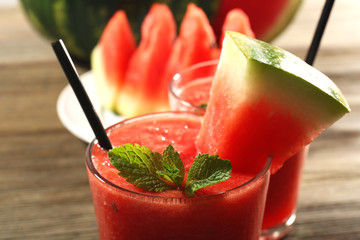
left=108, top=144, right=232, bottom=197
left=185, top=154, right=232, bottom=197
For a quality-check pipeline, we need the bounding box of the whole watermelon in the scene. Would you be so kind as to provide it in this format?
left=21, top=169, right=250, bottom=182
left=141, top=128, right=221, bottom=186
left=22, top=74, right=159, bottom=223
left=19, top=0, right=220, bottom=63
left=20, top=0, right=301, bottom=63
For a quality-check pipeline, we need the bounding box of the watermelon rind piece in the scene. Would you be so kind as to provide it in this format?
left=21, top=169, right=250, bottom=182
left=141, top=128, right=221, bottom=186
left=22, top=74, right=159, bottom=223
left=196, top=31, right=350, bottom=174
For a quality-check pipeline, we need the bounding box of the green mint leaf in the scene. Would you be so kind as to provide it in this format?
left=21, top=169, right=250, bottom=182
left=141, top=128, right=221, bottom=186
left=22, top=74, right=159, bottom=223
left=160, top=145, right=185, bottom=187
left=108, top=144, right=184, bottom=192
left=108, top=144, right=232, bottom=197
left=185, top=154, right=232, bottom=197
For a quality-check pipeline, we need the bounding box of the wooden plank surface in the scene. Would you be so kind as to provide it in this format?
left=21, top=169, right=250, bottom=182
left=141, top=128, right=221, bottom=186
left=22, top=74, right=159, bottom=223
left=0, top=1, right=359, bottom=239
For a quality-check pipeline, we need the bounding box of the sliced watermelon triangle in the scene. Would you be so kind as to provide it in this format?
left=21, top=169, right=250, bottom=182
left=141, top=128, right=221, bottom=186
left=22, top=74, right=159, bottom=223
left=196, top=32, right=350, bottom=175
left=91, top=10, right=136, bottom=111
left=115, top=4, right=176, bottom=117
left=159, top=3, right=220, bottom=103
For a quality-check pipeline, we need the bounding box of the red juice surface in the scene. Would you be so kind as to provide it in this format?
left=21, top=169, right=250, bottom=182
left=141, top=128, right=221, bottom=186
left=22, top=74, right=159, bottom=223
left=86, top=112, right=270, bottom=240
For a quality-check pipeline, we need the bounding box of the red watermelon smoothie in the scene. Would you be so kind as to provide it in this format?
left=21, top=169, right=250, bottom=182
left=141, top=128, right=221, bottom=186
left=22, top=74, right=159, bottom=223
left=86, top=112, right=271, bottom=240
left=169, top=61, right=308, bottom=239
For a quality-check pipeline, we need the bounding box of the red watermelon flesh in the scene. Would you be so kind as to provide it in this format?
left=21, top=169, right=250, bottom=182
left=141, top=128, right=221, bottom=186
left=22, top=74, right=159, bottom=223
left=196, top=32, right=350, bottom=175
left=219, top=8, right=255, bottom=48
left=115, top=4, right=176, bottom=117
left=159, top=3, right=220, bottom=104
left=168, top=3, right=220, bottom=67
left=212, top=0, right=302, bottom=42
left=91, top=10, right=136, bottom=111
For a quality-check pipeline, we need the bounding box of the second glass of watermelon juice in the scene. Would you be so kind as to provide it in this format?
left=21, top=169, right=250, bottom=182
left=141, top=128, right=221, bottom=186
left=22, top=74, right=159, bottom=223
left=168, top=61, right=309, bottom=239
left=85, top=112, right=271, bottom=240
left=169, top=60, right=218, bottom=114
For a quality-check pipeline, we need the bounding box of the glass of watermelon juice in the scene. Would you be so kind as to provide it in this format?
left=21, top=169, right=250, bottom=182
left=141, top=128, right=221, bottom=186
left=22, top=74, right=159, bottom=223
left=169, top=60, right=218, bottom=114
left=85, top=112, right=271, bottom=240
left=169, top=61, right=309, bottom=239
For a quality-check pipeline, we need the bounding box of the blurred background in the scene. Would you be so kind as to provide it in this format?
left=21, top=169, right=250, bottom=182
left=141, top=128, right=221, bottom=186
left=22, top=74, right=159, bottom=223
left=1, top=0, right=359, bottom=239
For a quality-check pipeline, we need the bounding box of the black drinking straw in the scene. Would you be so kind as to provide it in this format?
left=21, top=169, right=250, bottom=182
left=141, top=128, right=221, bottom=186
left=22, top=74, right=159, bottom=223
left=52, top=39, right=113, bottom=150
left=305, top=0, right=335, bottom=65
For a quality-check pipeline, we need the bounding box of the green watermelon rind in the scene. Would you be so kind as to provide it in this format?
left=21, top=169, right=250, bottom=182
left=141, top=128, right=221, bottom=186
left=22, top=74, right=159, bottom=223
left=227, top=31, right=351, bottom=118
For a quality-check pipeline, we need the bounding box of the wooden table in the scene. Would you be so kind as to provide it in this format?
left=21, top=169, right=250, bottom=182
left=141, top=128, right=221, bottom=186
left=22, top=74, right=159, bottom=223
left=1, top=1, right=359, bottom=239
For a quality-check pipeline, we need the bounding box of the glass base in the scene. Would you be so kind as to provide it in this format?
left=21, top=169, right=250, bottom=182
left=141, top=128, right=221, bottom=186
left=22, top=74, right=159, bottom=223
left=260, top=213, right=296, bottom=240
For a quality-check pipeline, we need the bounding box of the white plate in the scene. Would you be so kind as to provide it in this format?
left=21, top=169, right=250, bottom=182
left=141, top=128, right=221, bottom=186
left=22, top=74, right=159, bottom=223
left=56, top=71, right=125, bottom=143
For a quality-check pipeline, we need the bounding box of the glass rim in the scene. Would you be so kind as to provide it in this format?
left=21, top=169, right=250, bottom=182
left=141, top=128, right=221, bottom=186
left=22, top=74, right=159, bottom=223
left=85, top=111, right=272, bottom=200
left=169, top=60, right=219, bottom=112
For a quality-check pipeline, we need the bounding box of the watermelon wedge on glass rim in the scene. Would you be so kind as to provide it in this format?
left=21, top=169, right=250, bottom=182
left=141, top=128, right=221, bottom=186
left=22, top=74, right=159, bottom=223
left=195, top=31, right=350, bottom=175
